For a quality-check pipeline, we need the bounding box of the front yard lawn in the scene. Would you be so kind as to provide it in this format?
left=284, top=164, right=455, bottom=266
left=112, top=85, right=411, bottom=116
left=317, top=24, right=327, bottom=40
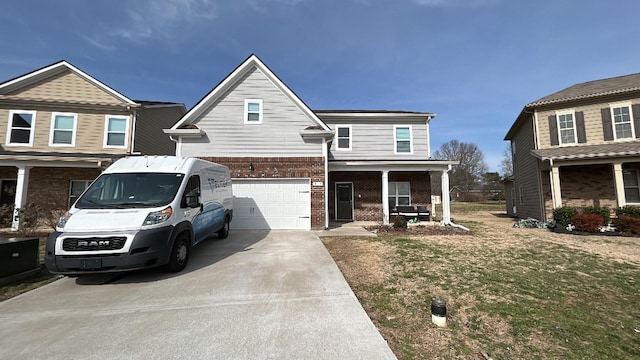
left=323, top=205, right=640, bottom=359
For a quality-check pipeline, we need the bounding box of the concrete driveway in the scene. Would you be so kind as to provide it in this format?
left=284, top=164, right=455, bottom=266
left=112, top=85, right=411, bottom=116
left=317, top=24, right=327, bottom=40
left=0, top=231, right=395, bottom=360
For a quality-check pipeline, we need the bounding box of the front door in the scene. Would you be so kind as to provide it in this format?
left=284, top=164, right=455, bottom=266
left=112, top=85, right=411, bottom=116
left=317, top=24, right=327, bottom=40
left=336, top=183, right=353, bottom=221
left=0, top=179, right=16, bottom=206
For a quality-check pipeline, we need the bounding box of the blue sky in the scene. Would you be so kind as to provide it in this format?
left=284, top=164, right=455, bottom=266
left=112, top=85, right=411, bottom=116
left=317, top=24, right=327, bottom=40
left=1, top=0, right=639, bottom=172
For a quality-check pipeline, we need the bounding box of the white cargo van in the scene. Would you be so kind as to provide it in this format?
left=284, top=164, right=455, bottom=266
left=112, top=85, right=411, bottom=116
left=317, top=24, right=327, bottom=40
left=45, top=156, right=233, bottom=275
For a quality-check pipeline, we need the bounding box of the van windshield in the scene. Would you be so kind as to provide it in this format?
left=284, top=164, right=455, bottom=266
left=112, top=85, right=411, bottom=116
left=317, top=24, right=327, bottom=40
left=75, top=173, right=185, bottom=209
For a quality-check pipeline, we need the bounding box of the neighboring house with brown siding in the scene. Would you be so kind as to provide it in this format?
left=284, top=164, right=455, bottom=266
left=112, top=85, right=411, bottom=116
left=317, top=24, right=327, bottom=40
left=0, top=61, right=186, bottom=229
left=165, top=54, right=457, bottom=230
left=504, top=72, right=640, bottom=221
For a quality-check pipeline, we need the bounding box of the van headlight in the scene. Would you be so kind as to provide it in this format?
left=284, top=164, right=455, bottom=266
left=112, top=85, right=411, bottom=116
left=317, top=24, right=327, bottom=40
left=56, top=211, right=72, bottom=231
left=143, top=206, right=173, bottom=226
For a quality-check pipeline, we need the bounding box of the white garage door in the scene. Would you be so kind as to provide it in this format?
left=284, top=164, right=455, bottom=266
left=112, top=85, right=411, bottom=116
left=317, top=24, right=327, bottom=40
left=231, top=179, right=311, bottom=230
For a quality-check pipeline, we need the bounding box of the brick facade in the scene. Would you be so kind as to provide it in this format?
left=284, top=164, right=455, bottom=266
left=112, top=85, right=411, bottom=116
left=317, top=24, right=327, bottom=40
left=328, top=171, right=431, bottom=222
left=200, top=156, right=326, bottom=229
left=0, top=165, right=101, bottom=209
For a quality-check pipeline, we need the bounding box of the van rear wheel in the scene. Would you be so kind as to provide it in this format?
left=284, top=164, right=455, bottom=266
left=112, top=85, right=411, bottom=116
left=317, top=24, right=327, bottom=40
left=217, top=217, right=230, bottom=239
left=166, top=233, right=190, bottom=272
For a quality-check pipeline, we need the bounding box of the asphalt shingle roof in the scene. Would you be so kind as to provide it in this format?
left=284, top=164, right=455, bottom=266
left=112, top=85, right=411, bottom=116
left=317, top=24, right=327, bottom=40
left=531, top=142, right=640, bottom=161
left=527, top=73, right=640, bottom=107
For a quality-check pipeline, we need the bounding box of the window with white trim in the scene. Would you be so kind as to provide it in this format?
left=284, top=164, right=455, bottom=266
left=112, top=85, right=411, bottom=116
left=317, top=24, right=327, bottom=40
left=394, top=125, right=412, bottom=154
left=244, top=99, right=263, bottom=124
left=336, top=125, right=352, bottom=150
left=104, top=115, right=129, bottom=148
left=388, top=181, right=410, bottom=209
left=69, top=180, right=92, bottom=207
left=623, top=169, right=640, bottom=203
left=611, top=104, right=634, bottom=140
left=50, top=112, right=77, bottom=146
left=557, top=111, right=576, bottom=145
left=6, top=110, right=36, bottom=146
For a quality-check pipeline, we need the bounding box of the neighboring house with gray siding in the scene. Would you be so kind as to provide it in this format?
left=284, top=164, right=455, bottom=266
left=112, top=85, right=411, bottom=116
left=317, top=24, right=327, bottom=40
left=0, top=61, right=185, bottom=229
left=504, top=72, right=640, bottom=220
left=166, top=54, right=457, bottom=230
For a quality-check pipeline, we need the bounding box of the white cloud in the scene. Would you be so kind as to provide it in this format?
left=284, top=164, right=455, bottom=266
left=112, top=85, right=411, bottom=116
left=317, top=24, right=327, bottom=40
left=83, top=0, right=218, bottom=50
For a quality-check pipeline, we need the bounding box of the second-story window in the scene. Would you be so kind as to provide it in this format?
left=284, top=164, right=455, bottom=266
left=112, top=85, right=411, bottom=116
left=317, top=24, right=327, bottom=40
left=244, top=99, right=263, bottom=124
left=336, top=125, right=351, bottom=150
left=104, top=115, right=128, bottom=148
left=612, top=105, right=634, bottom=140
left=50, top=112, right=77, bottom=146
left=394, top=125, right=412, bottom=154
left=557, top=112, right=576, bottom=145
left=6, top=110, right=36, bottom=146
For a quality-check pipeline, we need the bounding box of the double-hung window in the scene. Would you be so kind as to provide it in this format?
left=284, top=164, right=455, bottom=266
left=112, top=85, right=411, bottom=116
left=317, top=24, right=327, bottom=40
left=394, top=125, right=412, bottom=154
left=69, top=180, right=92, bottom=207
left=611, top=104, right=634, bottom=140
left=244, top=99, right=263, bottom=124
left=336, top=125, right=352, bottom=150
left=557, top=111, right=576, bottom=145
left=104, top=115, right=129, bottom=148
left=6, top=110, right=36, bottom=146
left=50, top=112, right=77, bottom=146
left=388, top=181, right=410, bottom=209
left=623, top=169, right=640, bottom=203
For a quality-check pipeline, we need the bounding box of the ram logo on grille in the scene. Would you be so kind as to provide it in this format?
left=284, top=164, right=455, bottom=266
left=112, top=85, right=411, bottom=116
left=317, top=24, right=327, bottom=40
left=63, top=237, right=126, bottom=251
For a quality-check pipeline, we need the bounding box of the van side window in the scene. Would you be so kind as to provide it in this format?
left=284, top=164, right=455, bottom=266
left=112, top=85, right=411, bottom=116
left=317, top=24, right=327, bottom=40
left=181, top=175, right=201, bottom=208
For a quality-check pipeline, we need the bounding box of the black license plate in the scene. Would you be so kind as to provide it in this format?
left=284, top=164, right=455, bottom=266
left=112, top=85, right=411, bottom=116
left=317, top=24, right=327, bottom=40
left=80, top=259, right=102, bottom=269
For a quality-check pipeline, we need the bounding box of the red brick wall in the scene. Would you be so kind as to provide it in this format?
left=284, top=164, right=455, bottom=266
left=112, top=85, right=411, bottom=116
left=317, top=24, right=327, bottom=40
left=560, top=164, right=617, bottom=210
left=200, top=157, right=326, bottom=229
left=328, top=171, right=431, bottom=222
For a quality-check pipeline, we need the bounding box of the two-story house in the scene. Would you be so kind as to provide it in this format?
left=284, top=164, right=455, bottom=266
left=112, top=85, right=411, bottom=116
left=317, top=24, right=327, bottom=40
left=0, top=61, right=186, bottom=229
left=165, top=54, right=457, bottom=230
left=504, top=73, right=640, bottom=221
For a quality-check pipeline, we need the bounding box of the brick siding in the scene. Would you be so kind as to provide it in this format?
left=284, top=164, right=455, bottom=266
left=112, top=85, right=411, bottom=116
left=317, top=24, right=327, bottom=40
left=328, top=171, right=431, bottom=221
left=200, top=157, right=326, bottom=229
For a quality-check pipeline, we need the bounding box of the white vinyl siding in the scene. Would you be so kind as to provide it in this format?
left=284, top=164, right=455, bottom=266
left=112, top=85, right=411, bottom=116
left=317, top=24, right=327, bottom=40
left=6, top=110, right=36, bottom=146
left=557, top=111, right=576, bottom=145
left=336, top=125, right=352, bottom=150
left=244, top=99, right=263, bottom=124
left=611, top=104, right=634, bottom=140
left=394, top=125, right=413, bottom=154
left=49, top=112, right=77, bottom=146
left=104, top=115, right=129, bottom=148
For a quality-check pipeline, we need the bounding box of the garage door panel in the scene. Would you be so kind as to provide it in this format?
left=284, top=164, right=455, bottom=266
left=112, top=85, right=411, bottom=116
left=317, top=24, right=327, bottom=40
left=231, top=179, right=311, bottom=230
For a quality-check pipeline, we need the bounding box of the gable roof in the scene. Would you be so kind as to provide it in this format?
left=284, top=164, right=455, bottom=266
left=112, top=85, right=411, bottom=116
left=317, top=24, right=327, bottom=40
left=170, top=54, right=330, bottom=131
left=527, top=73, right=640, bottom=107
left=0, top=60, right=137, bottom=105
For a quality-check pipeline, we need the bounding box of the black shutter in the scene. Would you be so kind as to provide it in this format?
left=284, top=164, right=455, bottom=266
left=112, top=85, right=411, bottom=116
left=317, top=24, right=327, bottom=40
left=575, top=111, right=587, bottom=143
left=548, top=115, right=559, bottom=146
left=633, top=104, right=640, bottom=138
left=602, top=108, right=614, bottom=141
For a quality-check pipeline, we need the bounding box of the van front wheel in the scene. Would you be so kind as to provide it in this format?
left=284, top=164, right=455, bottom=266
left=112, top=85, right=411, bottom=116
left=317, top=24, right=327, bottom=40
left=166, top=233, right=190, bottom=272
left=217, top=218, right=230, bottom=239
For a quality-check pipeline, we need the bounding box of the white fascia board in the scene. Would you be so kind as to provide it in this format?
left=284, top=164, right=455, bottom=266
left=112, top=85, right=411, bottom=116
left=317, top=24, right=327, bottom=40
left=329, top=160, right=458, bottom=172
left=171, top=55, right=331, bottom=131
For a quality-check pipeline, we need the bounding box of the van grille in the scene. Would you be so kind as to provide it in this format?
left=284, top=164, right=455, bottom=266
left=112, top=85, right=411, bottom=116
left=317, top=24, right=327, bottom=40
left=62, top=237, right=127, bottom=251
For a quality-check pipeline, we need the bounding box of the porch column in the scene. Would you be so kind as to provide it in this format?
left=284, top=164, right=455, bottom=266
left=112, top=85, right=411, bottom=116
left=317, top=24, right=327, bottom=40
left=441, top=169, right=451, bottom=224
left=550, top=164, right=562, bottom=209
left=613, top=162, right=626, bottom=208
left=12, top=165, right=31, bottom=231
left=382, top=170, right=389, bottom=225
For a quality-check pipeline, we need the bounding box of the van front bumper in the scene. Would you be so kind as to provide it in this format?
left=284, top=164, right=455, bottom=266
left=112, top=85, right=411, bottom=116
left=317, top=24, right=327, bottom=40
left=45, top=226, right=175, bottom=275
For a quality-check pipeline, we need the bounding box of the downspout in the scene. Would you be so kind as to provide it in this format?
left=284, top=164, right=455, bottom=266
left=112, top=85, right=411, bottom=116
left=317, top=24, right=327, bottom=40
left=129, top=108, right=137, bottom=155
left=323, top=138, right=329, bottom=229
left=441, top=164, right=469, bottom=231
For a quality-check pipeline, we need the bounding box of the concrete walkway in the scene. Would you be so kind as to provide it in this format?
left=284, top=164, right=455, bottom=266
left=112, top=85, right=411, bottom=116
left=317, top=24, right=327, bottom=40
left=316, top=221, right=379, bottom=237
left=0, top=231, right=395, bottom=360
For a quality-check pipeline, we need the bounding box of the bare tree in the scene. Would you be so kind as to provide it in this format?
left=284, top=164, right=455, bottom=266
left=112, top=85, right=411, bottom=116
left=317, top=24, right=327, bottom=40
left=500, top=144, right=513, bottom=178
left=433, top=140, right=488, bottom=194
